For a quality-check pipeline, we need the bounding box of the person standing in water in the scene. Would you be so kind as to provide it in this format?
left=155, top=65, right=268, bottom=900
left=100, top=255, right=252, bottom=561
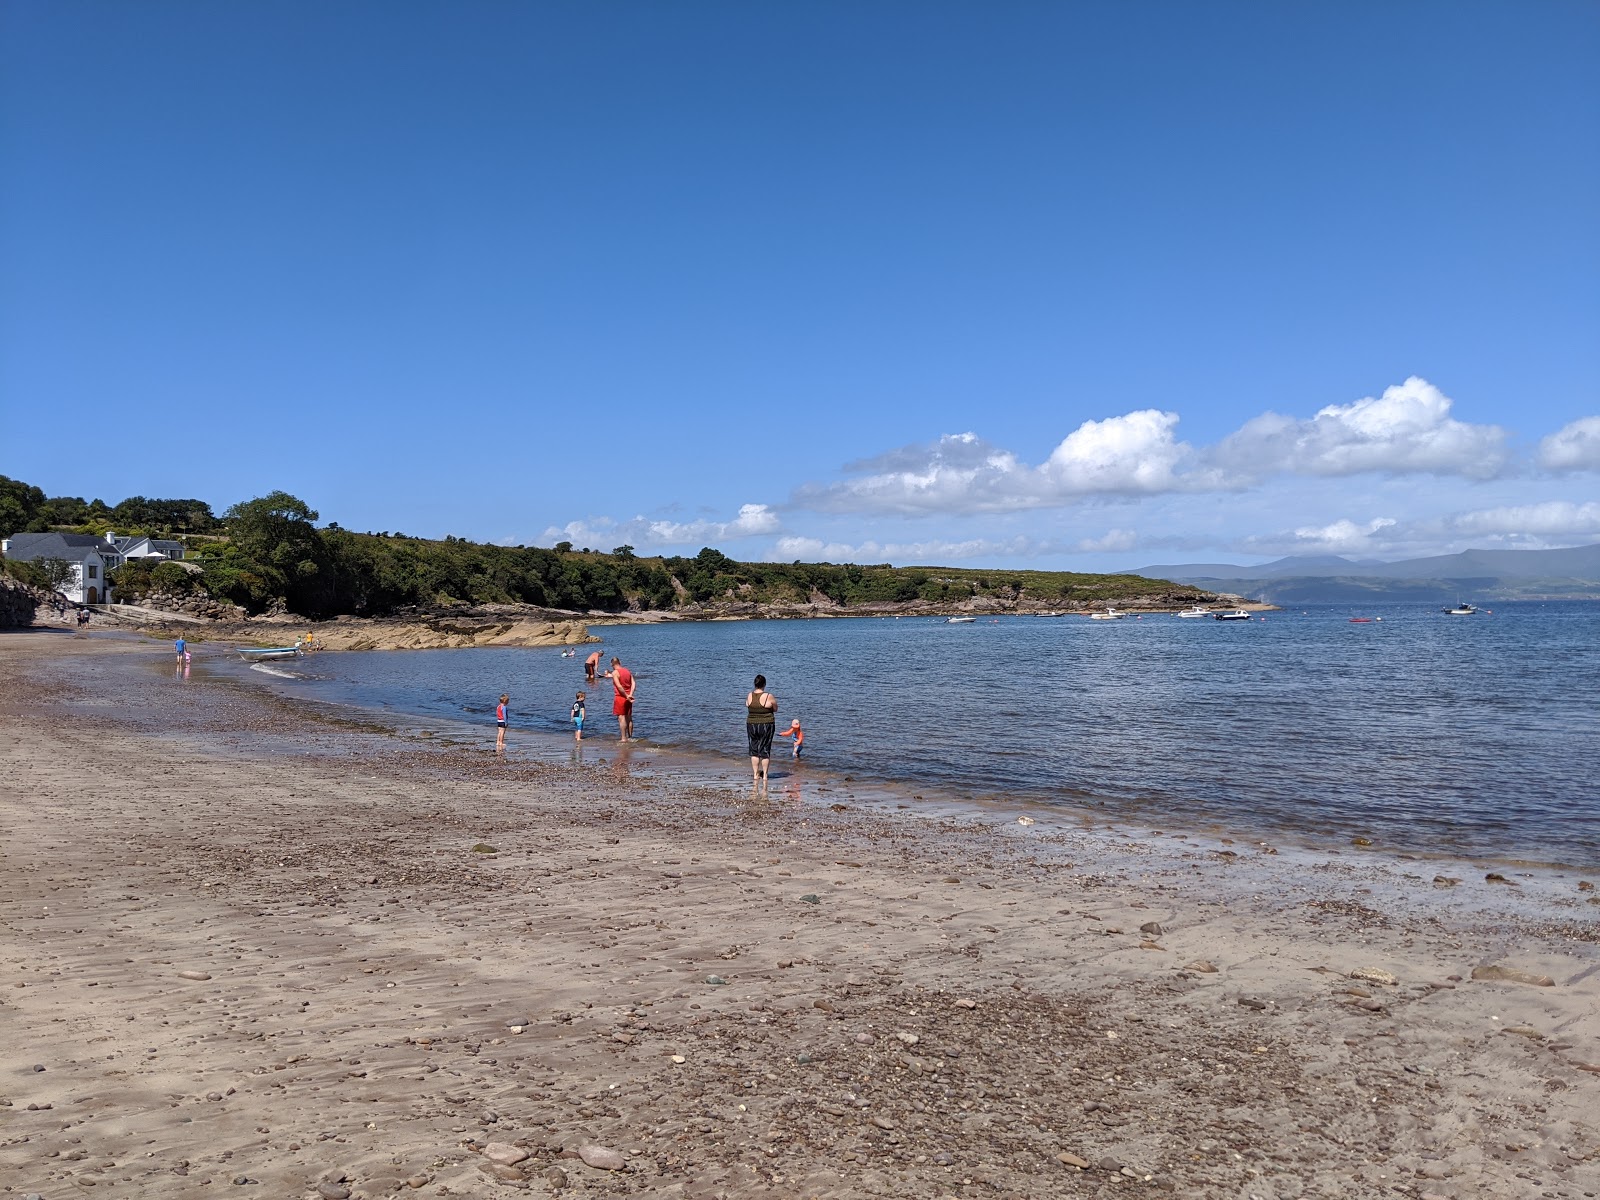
left=607, top=657, right=635, bottom=742
left=571, top=691, right=586, bottom=742
left=746, top=674, right=777, bottom=785
left=585, top=650, right=602, bottom=684
left=495, top=694, right=509, bottom=752
left=174, top=635, right=186, bottom=664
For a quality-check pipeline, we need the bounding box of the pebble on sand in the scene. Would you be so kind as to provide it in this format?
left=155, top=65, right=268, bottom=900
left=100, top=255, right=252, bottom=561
left=482, top=1143, right=529, bottom=1166
left=1471, top=964, right=1556, bottom=987
left=578, top=1144, right=626, bottom=1171
left=1348, top=968, right=1398, bottom=986
left=1056, top=1152, right=1090, bottom=1169
left=177, top=970, right=211, bottom=981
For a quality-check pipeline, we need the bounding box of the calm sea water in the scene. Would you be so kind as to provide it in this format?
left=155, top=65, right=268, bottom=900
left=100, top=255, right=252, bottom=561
left=243, top=602, right=1600, bottom=866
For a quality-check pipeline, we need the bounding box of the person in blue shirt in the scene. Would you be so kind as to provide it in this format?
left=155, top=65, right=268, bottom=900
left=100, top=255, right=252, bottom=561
left=571, top=691, right=586, bottom=742
left=174, top=636, right=186, bottom=663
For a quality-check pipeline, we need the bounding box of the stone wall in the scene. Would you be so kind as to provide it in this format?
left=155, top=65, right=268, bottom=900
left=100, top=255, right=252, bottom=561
left=0, top=574, right=43, bottom=628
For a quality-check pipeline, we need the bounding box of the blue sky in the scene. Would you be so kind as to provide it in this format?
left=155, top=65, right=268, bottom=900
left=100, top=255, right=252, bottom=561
left=3, top=1, right=1596, bottom=569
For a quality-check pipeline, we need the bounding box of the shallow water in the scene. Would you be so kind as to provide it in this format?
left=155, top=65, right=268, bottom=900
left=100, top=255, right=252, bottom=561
left=231, top=602, right=1600, bottom=866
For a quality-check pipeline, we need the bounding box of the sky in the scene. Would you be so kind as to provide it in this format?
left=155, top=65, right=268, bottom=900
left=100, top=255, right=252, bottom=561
left=2, top=1, right=1597, bottom=570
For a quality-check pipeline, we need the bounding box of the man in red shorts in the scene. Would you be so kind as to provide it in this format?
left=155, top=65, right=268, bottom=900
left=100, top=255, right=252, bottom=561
left=608, top=656, right=636, bottom=742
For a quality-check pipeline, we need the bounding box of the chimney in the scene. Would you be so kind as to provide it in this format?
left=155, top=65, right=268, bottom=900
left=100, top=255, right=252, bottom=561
left=106, top=531, right=116, bottom=545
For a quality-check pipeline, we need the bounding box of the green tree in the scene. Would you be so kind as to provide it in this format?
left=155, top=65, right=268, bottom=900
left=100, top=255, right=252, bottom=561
left=34, top=557, right=76, bottom=594
left=221, top=491, right=329, bottom=612
left=0, top=475, right=45, bottom=538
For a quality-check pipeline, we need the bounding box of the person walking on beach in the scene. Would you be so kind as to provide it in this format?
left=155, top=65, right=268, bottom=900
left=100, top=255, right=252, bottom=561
left=746, top=674, right=778, bottom=785
left=607, top=657, right=635, bottom=741
left=584, top=650, right=602, bottom=684
left=571, top=691, right=586, bottom=742
left=495, top=694, right=509, bottom=752
left=75, top=607, right=90, bottom=637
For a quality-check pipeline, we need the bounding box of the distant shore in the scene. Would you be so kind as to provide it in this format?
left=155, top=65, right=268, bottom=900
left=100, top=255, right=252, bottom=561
left=52, top=592, right=1274, bottom=652
left=1, top=628, right=1594, bottom=1198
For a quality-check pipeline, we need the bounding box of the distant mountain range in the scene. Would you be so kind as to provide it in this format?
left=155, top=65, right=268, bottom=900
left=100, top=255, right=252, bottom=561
left=1129, top=544, right=1600, bottom=603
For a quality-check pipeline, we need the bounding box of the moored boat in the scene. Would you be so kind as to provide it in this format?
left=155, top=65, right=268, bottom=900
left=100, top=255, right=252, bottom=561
left=1088, top=608, right=1126, bottom=620
left=1442, top=602, right=1478, bottom=616
left=1176, top=605, right=1212, bottom=618
left=1213, top=609, right=1252, bottom=621
left=945, top=616, right=976, bottom=623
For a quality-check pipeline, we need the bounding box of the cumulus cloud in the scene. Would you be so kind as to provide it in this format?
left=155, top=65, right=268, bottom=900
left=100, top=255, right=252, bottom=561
left=543, top=503, right=780, bottom=550
left=795, top=378, right=1512, bottom=517
left=1208, top=377, right=1509, bottom=481
left=1538, top=416, right=1600, bottom=471
left=798, top=412, right=1195, bottom=515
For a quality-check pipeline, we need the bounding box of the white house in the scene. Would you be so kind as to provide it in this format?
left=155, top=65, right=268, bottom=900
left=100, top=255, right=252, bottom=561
left=1, top=533, right=115, bottom=604
left=103, top=532, right=185, bottom=568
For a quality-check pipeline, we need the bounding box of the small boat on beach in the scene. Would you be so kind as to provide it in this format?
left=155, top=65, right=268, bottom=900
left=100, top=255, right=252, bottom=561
left=1088, top=608, right=1127, bottom=620
left=945, top=616, right=977, bottom=623
left=1213, top=609, right=1252, bottom=621
left=237, top=646, right=304, bottom=661
left=1442, top=602, right=1478, bottom=616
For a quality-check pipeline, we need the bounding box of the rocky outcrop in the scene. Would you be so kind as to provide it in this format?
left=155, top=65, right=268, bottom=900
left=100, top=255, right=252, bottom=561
left=300, top=613, right=596, bottom=651
left=0, top=575, right=44, bottom=628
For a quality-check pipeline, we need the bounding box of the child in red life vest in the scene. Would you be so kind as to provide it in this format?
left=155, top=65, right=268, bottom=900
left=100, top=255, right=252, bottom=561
left=778, top=718, right=804, bottom=759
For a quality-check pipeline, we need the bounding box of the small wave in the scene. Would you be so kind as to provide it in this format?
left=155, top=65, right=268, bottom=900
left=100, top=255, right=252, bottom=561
left=249, top=664, right=300, bottom=679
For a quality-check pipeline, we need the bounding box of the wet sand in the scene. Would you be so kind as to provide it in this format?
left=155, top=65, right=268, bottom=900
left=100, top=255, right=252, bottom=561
left=2, top=631, right=1597, bottom=1199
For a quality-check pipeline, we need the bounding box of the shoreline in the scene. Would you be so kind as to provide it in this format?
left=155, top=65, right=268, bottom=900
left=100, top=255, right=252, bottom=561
left=2, top=631, right=1596, bottom=1198
left=215, top=619, right=1595, bottom=877
left=46, top=593, right=1276, bottom=653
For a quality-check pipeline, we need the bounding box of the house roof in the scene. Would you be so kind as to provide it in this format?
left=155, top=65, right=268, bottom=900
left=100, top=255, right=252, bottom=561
left=3, top=532, right=105, bottom=563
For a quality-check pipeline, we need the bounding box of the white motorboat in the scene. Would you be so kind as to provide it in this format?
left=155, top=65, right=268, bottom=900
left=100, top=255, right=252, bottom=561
left=1442, top=602, right=1478, bottom=616
left=1176, top=605, right=1212, bottom=618
left=1088, top=608, right=1126, bottom=620
left=1213, top=609, right=1252, bottom=621
left=945, top=616, right=977, bottom=623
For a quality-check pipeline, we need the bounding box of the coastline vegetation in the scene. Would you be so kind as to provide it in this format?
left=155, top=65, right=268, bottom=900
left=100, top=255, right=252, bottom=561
left=1, top=475, right=1192, bottom=617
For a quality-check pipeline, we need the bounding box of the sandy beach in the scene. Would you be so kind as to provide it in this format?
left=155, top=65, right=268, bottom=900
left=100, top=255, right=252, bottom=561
left=2, top=632, right=1596, bottom=1200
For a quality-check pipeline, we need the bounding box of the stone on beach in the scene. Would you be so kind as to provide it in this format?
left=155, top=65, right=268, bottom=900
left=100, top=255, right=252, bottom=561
left=578, top=1143, right=626, bottom=1171
left=1471, top=964, right=1555, bottom=987
left=482, top=1142, right=529, bottom=1166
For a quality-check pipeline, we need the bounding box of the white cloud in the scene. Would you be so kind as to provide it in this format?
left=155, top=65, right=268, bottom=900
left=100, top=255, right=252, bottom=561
left=1246, top=517, right=1399, bottom=555
left=798, top=413, right=1195, bottom=515
left=1042, top=411, right=1191, bottom=492
left=542, top=503, right=779, bottom=550
left=1444, top=500, right=1600, bottom=540
left=765, top=527, right=1141, bottom=564
left=1209, top=377, right=1509, bottom=481
left=1240, top=502, right=1600, bottom=558
left=1538, top=416, right=1600, bottom=471
left=795, top=378, right=1510, bottom=517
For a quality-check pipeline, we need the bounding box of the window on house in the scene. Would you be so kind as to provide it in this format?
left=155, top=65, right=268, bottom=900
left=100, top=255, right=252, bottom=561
left=87, top=565, right=97, bottom=579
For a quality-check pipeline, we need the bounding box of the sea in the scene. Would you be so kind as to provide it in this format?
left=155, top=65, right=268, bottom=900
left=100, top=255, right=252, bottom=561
left=227, top=602, right=1600, bottom=869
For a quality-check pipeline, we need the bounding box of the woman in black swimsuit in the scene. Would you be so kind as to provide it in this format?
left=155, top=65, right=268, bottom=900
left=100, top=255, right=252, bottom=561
left=746, top=674, right=777, bottom=785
